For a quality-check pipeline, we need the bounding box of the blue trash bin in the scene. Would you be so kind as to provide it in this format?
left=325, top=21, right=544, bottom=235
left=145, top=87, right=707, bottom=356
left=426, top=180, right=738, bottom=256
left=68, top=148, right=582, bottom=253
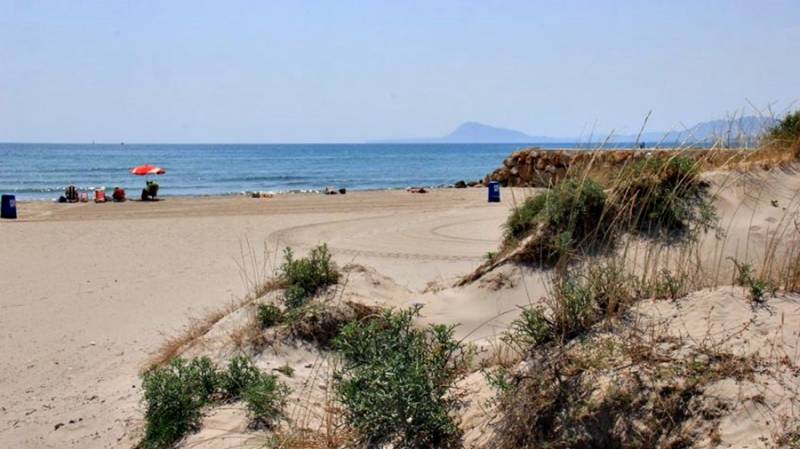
left=488, top=181, right=501, bottom=203
left=1, top=194, right=17, bottom=219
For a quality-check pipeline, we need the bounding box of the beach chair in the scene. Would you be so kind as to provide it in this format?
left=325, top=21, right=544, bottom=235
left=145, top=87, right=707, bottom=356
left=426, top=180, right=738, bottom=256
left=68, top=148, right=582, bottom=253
left=94, top=190, right=107, bottom=203
left=65, top=185, right=78, bottom=203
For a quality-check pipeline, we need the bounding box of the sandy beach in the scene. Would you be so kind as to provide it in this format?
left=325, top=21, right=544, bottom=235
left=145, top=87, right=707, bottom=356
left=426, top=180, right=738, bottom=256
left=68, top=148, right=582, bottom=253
left=0, top=188, right=518, bottom=448
left=3, top=167, right=800, bottom=449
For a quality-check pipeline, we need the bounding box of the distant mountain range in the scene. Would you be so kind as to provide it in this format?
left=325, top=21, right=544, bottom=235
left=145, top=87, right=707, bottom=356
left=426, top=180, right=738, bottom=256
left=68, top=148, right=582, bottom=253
left=374, top=116, right=778, bottom=144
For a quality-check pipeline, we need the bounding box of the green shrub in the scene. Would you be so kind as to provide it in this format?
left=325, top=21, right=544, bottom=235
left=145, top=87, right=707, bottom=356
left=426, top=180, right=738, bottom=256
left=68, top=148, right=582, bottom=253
left=732, top=259, right=775, bottom=303
left=615, top=156, right=715, bottom=234
left=767, top=110, right=800, bottom=143
left=140, top=357, right=219, bottom=449
left=505, top=263, right=638, bottom=353
left=549, top=274, right=596, bottom=341
left=220, top=355, right=262, bottom=399
left=333, top=307, right=468, bottom=449
left=653, top=268, right=689, bottom=300
left=139, top=356, right=289, bottom=448
left=242, top=373, right=290, bottom=428
left=503, top=306, right=552, bottom=351
left=256, top=303, right=283, bottom=328
left=182, top=357, right=222, bottom=404
left=280, top=244, right=340, bottom=308
left=585, top=262, right=635, bottom=314
left=504, top=178, right=612, bottom=265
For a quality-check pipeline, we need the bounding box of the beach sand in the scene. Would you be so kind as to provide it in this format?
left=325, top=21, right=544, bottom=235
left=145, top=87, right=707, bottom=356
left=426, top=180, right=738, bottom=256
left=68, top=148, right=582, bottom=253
left=0, top=188, right=518, bottom=448
left=3, top=168, right=800, bottom=449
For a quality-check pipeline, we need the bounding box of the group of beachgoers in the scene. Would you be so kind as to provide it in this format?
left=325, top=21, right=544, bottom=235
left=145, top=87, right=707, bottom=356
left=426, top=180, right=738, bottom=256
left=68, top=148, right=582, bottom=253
left=58, top=180, right=160, bottom=203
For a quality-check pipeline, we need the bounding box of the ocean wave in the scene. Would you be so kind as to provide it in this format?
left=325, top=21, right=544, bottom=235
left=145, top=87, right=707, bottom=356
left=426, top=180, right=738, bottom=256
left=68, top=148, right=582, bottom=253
left=215, top=174, right=310, bottom=182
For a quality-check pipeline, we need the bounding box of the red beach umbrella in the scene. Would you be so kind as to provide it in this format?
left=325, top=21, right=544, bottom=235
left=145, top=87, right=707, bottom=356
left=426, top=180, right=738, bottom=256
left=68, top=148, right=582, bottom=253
left=130, top=164, right=166, bottom=176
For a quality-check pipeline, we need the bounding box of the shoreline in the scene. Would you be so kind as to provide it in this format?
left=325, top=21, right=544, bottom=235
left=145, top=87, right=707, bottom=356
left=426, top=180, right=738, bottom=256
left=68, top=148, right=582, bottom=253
left=10, top=185, right=473, bottom=203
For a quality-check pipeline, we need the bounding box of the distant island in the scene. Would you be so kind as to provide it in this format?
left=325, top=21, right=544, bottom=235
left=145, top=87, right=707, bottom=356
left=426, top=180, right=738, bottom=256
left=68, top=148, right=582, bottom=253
left=374, top=116, right=777, bottom=144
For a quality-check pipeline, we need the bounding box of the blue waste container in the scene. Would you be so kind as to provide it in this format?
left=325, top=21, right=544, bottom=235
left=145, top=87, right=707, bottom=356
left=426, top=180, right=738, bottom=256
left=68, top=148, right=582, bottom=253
left=1, top=194, right=17, bottom=219
left=488, top=181, right=501, bottom=203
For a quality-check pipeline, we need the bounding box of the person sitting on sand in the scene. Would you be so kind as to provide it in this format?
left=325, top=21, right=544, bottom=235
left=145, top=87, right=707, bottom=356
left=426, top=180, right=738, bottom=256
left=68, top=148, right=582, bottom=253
left=64, top=185, right=78, bottom=203
left=141, top=180, right=159, bottom=201
left=112, top=186, right=126, bottom=202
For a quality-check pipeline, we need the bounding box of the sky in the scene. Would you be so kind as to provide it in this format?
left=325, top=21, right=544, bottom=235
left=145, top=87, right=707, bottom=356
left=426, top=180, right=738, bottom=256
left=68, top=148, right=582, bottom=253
left=1, top=0, right=798, bottom=143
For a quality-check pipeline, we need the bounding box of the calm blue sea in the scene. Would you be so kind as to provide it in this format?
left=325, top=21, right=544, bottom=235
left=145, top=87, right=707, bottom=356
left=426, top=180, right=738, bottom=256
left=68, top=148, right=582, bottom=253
left=0, top=143, right=597, bottom=200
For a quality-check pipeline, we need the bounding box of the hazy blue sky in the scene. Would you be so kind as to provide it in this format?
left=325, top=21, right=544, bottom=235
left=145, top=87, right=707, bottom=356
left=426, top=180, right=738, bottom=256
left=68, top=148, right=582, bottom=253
left=1, top=0, right=798, bottom=143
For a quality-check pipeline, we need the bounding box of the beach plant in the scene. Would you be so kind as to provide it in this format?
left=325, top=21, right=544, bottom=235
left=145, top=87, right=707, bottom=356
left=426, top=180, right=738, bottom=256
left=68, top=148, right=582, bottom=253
left=333, top=306, right=469, bottom=449
left=613, top=155, right=715, bottom=235
left=504, top=178, right=612, bottom=265
left=140, top=357, right=220, bottom=449
left=731, top=259, right=775, bottom=303
left=767, top=110, right=800, bottom=144
left=504, top=262, right=639, bottom=353
left=242, top=372, right=290, bottom=428
left=220, top=355, right=263, bottom=399
left=139, top=355, right=290, bottom=448
left=503, top=306, right=552, bottom=352
left=280, top=244, right=340, bottom=308
left=257, top=303, right=284, bottom=328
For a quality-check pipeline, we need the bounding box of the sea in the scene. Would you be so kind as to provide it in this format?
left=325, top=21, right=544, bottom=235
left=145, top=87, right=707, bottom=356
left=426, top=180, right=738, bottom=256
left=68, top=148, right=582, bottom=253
left=1, top=142, right=614, bottom=200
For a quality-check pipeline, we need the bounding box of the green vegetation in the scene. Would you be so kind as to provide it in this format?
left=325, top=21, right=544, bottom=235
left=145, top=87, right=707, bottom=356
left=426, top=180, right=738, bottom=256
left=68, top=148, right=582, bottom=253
left=256, top=303, right=284, bottom=328
left=333, top=306, right=469, bottom=449
left=220, top=356, right=263, bottom=398
left=732, top=259, right=775, bottom=303
left=500, top=155, right=717, bottom=268
left=503, top=306, right=552, bottom=351
left=767, top=110, right=800, bottom=144
left=241, top=372, right=290, bottom=428
left=504, top=263, right=639, bottom=352
left=280, top=244, right=340, bottom=308
left=615, top=155, right=715, bottom=235
left=140, top=356, right=289, bottom=448
left=504, top=178, right=611, bottom=265
left=140, top=357, right=220, bottom=449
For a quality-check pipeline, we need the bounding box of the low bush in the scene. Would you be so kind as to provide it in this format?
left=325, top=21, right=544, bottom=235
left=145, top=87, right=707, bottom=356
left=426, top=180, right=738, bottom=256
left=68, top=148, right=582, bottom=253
left=242, top=372, right=290, bottom=428
left=732, top=259, right=775, bottom=303
left=280, top=244, right=340, bottom=308
left=333, top=306, right=469, bottom=449
left=766, top=110, right=800, bottom=144
left=547, top=273, right=597, bottom=341
left=503, top=178, right=612, bottom=265
left=614, top=155, right=715, bottom=235
left=220, top=355, right=263, bottom=399
left=140, top=356, right=290, bottom=448
left=503, top=306, right=552, bottom=352
left=140, top=357, right=220, bottom=449
left=504, top=263, right=637, bottom=352
left=633, top=268, right=690, bottom=301
left=256, top=303, right=284, bottom=328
